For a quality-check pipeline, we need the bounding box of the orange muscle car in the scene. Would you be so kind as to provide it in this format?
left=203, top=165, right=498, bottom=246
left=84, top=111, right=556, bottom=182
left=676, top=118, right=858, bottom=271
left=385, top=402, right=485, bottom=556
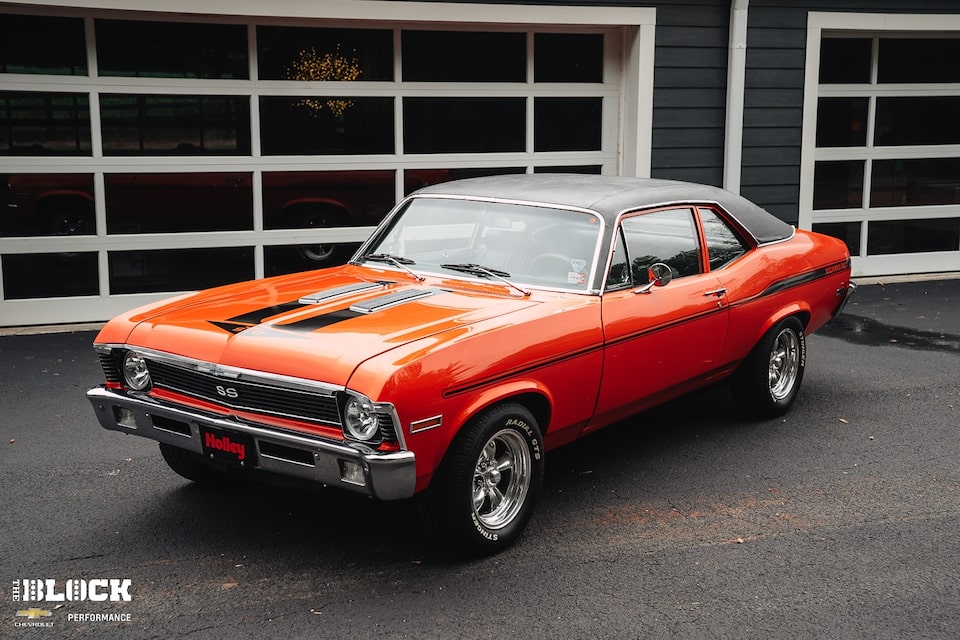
left=87, top=174, right=854, bottom=555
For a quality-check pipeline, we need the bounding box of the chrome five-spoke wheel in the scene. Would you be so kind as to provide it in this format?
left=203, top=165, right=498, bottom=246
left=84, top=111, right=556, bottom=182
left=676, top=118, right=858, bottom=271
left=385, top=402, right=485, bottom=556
left=472, top=429, right=531, bottom=530
left=768, top=327, right=801, bottom=401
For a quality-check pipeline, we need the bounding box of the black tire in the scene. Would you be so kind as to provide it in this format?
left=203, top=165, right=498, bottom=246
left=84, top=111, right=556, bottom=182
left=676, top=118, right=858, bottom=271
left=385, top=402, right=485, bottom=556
left=422, top=403, right=544, bottom=557
left=291, top=205, right=351, bottom=265
left=159, top=443, right=228, bottom=484
left=731, top=316, right=806, bottom=419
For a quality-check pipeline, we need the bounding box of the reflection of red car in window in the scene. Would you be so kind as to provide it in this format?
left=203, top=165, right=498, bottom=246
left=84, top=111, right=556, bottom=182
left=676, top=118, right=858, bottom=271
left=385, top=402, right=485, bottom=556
left=3, top=173, right=97, bottom=236
left=3, top=170, right=449, bottom=262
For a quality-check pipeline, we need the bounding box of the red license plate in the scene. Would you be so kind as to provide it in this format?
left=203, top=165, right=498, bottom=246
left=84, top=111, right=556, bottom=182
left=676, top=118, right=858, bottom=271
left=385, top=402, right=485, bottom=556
left=199, top=426, right=255, bottom=467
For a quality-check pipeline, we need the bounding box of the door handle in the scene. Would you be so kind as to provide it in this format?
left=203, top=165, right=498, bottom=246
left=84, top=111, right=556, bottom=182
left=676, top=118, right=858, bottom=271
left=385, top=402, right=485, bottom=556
left=703, top=288, right=727, bottom=297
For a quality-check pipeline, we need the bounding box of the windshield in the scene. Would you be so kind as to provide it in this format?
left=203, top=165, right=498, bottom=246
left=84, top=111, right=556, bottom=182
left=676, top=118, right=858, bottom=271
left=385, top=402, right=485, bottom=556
left=361, top=197, right=602, bottom=291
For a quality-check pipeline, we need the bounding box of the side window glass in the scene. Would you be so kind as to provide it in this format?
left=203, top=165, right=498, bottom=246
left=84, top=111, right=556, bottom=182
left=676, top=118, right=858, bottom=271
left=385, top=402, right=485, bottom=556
left=605, top=227, right=630, bottom=290
left=620, top=208, right=701, bottom=283
left=699, top=208, right=747, bottom=270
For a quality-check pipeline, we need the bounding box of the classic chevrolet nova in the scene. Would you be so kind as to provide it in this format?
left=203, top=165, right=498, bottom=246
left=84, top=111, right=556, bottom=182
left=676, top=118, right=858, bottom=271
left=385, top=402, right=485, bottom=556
left=87, top=174, right=854, bottom=555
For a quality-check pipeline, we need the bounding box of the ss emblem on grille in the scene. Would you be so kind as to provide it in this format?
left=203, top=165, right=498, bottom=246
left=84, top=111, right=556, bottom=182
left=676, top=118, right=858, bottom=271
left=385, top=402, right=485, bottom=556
left=215, top=385, right=239, bottom=399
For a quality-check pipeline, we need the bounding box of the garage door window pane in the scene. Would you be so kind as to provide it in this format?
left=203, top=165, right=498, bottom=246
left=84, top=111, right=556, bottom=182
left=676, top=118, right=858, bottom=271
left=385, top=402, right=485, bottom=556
left=878, top=39, right=960, bottom=84
left=867, top=218, right=960, bottom=255
left=2, top=173, right=95, bottom=237
left=0, top=92, right=90, bottom=155
left=260, top=96, right=393, bottom=155
left=814, top=161, right=864, bottom=210
left=813, top=222, right=862, bottom=256
left=819, top=38, right=872, bottom=84
left=875, top=97, right=960, bottom=147
left=871, top=159, right=960, bottom=208
left=0, top=15, right=86, bottom=75
left=404, top=98, right=524, bottom=153
left=264, top=243, right=362, bottom=277
left=262, top=170, right=397, bottom=230
left=535, top=33, right=603, bottom=83
left=96, top=20, right=248, bottom=79
left=104, top=173, right=252, bottom=234
left=535, top=98, right=602, bottom=151
left=258, top=26, right=392, bottom=82
left=101, top=95, right=250, bottom=155
left=404, top=168, right=524, bottom=195
left=2, top=252, right=98, bottom=299
left=109, top=247, right=254, bottom=294
left=402, top=31, right=525, bottom=82
left=816, top=98, right=868, bottom=148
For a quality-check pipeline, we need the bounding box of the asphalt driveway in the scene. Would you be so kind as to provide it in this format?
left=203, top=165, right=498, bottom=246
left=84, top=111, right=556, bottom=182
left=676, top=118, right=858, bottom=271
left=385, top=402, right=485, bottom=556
left=1, top=278, right=958, bottom=639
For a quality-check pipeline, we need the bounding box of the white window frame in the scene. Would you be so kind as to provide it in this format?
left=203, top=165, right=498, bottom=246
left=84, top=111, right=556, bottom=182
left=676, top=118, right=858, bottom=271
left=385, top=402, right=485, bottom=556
left=800, top=12, right=960, bottom=279
left=0, top=1, right=655, bottom=326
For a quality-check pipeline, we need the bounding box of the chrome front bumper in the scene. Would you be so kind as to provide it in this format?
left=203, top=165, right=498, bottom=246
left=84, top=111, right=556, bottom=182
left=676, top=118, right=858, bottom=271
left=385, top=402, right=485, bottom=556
left=87, top=387, right=416, bottom=500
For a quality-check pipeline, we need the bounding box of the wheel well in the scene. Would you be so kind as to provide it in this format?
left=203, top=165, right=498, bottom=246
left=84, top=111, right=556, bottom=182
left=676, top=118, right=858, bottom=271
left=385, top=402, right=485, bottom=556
left=284, top=202, right=348, bottom=222
left=507, top=392, right=552, bottom=433
left=37, top=195, right=93, bottom=217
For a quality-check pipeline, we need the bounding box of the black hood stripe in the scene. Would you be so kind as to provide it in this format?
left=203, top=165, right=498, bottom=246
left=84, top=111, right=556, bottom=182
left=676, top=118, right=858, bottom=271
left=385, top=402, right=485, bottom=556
left=227, top=301, right=303, bottom=325
left=276, top=309, right=364, bottom=332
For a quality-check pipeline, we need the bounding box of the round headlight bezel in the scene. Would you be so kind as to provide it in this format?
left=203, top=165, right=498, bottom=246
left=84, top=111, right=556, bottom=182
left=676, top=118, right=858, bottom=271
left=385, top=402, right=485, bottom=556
left=122, top=351, right=152, bottom=391
left=341, top=393, right=380, bottom=442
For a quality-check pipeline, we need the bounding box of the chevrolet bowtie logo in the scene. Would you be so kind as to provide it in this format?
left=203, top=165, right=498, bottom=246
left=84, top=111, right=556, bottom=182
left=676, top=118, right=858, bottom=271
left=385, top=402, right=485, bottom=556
left=16, top=608, right=52, bottom=620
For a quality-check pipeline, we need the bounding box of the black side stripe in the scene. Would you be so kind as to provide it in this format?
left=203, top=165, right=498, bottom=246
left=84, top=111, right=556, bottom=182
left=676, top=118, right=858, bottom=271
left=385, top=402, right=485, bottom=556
left=746, top=259, right=850, bottom=304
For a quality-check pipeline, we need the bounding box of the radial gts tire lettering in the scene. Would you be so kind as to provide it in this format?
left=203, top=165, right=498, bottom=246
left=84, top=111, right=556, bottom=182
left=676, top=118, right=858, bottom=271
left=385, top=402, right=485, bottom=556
left=421, top=402, right=544, bottom=557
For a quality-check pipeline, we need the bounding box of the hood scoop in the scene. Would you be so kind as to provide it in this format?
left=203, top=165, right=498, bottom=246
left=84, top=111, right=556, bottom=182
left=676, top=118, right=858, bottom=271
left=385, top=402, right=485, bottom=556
left=298, top=281, right=394, bottom=305
left=349, top=288, right=440, bottom=314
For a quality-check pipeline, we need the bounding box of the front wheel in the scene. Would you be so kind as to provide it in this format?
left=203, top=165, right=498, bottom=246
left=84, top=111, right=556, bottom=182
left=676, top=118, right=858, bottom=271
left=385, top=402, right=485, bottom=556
left=422, top=403, right=544, bottom=556
left=731, top=316, right=806, bottom=419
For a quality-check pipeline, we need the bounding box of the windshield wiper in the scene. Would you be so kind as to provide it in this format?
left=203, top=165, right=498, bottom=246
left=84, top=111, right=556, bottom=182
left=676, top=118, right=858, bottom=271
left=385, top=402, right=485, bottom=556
left=362, top=253, right=425, bottom=281
left=440, top=263, right=530, bottom=297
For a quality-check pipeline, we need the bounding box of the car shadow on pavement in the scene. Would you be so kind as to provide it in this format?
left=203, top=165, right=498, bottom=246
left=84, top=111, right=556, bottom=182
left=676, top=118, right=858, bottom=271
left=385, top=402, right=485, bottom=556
left=112, top=383, right=760, bottom=566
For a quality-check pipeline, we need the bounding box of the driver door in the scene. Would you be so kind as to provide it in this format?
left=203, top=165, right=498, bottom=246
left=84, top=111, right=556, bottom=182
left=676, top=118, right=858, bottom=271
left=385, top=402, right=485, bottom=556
left=589, top=207, right=729, bottom=430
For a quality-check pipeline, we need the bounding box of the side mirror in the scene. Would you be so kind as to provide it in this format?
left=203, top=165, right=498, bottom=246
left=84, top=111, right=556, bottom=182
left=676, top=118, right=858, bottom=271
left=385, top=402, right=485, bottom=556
left=634, top=262, right=673, bottom=294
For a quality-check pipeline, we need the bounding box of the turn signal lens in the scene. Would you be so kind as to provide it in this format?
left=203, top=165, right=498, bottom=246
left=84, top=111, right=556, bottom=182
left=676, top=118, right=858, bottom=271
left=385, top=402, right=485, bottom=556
left=122, top=351, right=152, bottom=391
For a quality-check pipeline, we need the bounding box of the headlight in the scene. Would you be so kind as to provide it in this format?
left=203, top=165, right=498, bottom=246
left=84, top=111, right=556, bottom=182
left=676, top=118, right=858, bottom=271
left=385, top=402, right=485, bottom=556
left=341, top=393, right=380, bottom=442
left=122, top=351, right=152, bottom=391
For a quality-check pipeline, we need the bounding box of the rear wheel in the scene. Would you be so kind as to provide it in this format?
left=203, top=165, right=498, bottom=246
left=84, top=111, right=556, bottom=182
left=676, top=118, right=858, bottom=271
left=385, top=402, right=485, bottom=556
left=422, top=403, right=544, bottom=556
left=731, top=316, right=806, bottom=419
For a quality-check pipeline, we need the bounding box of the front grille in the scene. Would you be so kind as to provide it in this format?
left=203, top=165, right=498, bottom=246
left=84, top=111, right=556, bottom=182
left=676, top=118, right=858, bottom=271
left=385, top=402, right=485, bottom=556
left=98, top=351, right=122, bottom=383
left=147, top=359, right=341, bottom=426
left=376, top=411, right=398, bottom=443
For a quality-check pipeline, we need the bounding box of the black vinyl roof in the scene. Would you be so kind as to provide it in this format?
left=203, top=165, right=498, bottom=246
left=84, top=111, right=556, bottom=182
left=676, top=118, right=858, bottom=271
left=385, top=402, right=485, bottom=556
left=415, top=174, right=795, bottom=245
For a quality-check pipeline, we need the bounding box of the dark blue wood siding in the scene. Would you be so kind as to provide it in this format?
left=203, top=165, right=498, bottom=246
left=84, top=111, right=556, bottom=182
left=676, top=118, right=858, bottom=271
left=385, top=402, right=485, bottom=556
left=648, top=1, right=731, bottom=186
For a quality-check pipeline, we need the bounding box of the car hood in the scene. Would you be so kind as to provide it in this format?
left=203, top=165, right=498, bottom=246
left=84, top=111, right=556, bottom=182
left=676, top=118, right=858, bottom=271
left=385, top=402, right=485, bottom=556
left=117, top=268, right=542, bottom=386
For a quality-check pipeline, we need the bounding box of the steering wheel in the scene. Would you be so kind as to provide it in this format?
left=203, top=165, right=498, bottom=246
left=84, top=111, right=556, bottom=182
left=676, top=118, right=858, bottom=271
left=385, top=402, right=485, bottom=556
left=529, top=253, right=573, bottom=279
